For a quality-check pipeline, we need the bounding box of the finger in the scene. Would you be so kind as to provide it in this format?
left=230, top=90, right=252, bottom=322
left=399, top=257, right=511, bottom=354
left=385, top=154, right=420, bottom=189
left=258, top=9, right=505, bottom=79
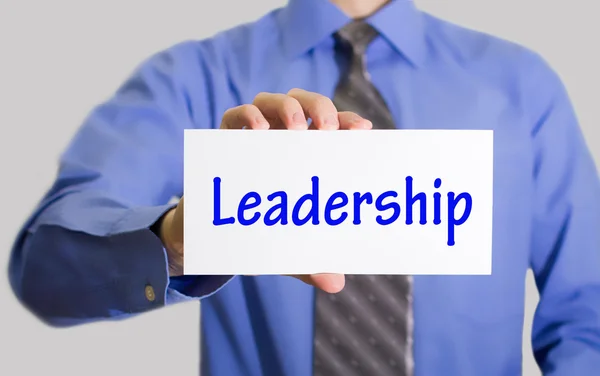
left=167, top=251, right=184, bottom=277
left=287, top=88, right=339, bottom=130
left=290, top=273, right=345, bottom=294
left=253, top=92, right=308, bottom=130
left=338, top=111, right=373, bottom=130
left=220, top=104, right=270, bottom=130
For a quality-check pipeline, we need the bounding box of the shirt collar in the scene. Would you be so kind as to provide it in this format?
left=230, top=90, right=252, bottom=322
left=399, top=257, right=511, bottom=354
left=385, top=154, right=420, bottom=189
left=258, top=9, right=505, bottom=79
left=277, top=0, right=427, bottom=67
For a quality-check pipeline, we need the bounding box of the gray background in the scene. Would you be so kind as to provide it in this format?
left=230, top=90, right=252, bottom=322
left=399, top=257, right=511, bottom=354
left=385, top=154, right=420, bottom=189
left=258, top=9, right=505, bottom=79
left=0, top=1, right=597, bottom=375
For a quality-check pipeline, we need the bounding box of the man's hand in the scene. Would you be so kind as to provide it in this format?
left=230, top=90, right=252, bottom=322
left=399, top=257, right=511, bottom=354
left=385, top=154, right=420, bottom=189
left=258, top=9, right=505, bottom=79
left=159, top=89, right=373, bottom=293
left=221, top=89, right=372, bottom=131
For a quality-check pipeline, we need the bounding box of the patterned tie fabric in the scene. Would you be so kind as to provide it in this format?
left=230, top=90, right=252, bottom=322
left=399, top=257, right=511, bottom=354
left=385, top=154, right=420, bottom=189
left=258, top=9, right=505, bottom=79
left=312, top=21, right=414, bottom=376
left=331, top=21, right=396, bottom=129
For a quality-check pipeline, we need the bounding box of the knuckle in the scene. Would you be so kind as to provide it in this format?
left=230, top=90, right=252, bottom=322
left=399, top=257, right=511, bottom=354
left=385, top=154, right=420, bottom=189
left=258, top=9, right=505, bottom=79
left=287, top=87, right=303, bottom=96
left=222, top=107, right=238, bottom=119
left=238, top=104, right=257, bottom=115
left=281, top=96, right=301, bottom=111
left=252, top=92, right=270, bottom=103
left=223, top=106, right=236, bottom=115
left=344, top=111, right=362, bottom=121
left=313, top=95, right=334, bottom=110
left=221, top=105, right=257, bottom=129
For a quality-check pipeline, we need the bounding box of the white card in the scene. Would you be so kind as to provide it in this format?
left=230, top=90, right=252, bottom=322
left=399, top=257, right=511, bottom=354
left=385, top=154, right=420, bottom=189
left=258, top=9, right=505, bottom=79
left=183, top=129, right=493, bottom=275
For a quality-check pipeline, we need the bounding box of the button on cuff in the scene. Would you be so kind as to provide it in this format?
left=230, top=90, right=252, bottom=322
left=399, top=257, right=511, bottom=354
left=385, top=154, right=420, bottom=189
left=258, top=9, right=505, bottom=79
left=145, top=284, right=156, bottom=302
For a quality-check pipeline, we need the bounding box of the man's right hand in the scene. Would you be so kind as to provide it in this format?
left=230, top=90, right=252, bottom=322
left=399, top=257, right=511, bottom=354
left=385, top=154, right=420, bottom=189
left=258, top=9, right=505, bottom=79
left=159, top=89, right=373, bottom=293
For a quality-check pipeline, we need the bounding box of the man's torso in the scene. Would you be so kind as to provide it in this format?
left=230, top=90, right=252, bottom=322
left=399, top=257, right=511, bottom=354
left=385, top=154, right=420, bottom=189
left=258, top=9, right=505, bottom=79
left=172, top=4, right=544, bottom=375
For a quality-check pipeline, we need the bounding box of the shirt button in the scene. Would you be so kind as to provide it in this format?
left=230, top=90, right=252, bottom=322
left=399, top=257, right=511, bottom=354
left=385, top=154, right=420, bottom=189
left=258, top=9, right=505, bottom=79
left=145, top=285, right=156, bottom=302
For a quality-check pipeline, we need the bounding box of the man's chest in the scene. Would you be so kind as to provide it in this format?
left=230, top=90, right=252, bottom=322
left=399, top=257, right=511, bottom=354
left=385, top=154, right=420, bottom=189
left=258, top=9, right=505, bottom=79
left=208, top=64, right=535, bottom=316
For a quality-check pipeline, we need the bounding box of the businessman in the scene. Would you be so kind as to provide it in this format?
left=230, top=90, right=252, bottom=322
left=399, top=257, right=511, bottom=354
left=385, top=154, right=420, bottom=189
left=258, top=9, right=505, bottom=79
left=8, top=0, right=600, bottom=375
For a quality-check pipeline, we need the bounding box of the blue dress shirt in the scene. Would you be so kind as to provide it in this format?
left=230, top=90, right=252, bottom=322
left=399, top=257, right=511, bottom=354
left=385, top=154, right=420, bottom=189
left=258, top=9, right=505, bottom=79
left=8, top=0, right=600, bottom=375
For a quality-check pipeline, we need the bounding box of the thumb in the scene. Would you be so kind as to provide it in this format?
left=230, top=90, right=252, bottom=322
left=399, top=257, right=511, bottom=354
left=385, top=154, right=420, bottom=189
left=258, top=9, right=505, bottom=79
left=291, top=273, right=345, bottom=294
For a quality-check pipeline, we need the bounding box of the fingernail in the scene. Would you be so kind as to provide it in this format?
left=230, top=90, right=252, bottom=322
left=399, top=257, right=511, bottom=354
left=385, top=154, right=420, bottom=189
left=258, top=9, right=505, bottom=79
left=350, top=115, right=370, bottom=128
left=292, top=112, right=305, bottom=123
left=361, top=120, right=373, bottom=129
left=292, top=112, right=307, bottom=129
left=324, top=114, right=339, bottom=128
left=255, top=116, right=269, bottom=129
left=331, top=276, right=345, bottom=292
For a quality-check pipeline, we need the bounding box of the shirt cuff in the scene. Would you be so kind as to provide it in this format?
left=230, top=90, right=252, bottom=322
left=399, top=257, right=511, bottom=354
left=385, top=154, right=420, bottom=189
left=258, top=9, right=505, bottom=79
left=166, top=275, right=235, bottom=304
left=111, top=204, right=175, bottom=235
left=115, top=205, right=235, bottom=303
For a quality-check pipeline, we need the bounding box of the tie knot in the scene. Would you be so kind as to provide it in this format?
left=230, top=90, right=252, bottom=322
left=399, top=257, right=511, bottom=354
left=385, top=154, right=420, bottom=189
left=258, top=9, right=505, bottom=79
left=334, top=21, right=379, bottom=54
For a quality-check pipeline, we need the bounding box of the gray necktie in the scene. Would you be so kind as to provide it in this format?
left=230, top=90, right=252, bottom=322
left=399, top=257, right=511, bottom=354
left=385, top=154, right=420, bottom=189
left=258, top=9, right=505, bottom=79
left=312, top=21, right=414, bottom=376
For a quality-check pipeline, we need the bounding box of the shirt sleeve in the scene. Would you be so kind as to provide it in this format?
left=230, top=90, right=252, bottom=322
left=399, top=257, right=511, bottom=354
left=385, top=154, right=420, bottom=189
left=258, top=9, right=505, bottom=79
left=526, top=55, right=600, bottom=374
left=8, top=41, right=234, bottom=328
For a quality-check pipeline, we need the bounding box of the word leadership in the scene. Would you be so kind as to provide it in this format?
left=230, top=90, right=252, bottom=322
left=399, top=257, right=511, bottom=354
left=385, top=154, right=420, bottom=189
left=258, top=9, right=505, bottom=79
left=212, top=176, right=472, bottom=246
